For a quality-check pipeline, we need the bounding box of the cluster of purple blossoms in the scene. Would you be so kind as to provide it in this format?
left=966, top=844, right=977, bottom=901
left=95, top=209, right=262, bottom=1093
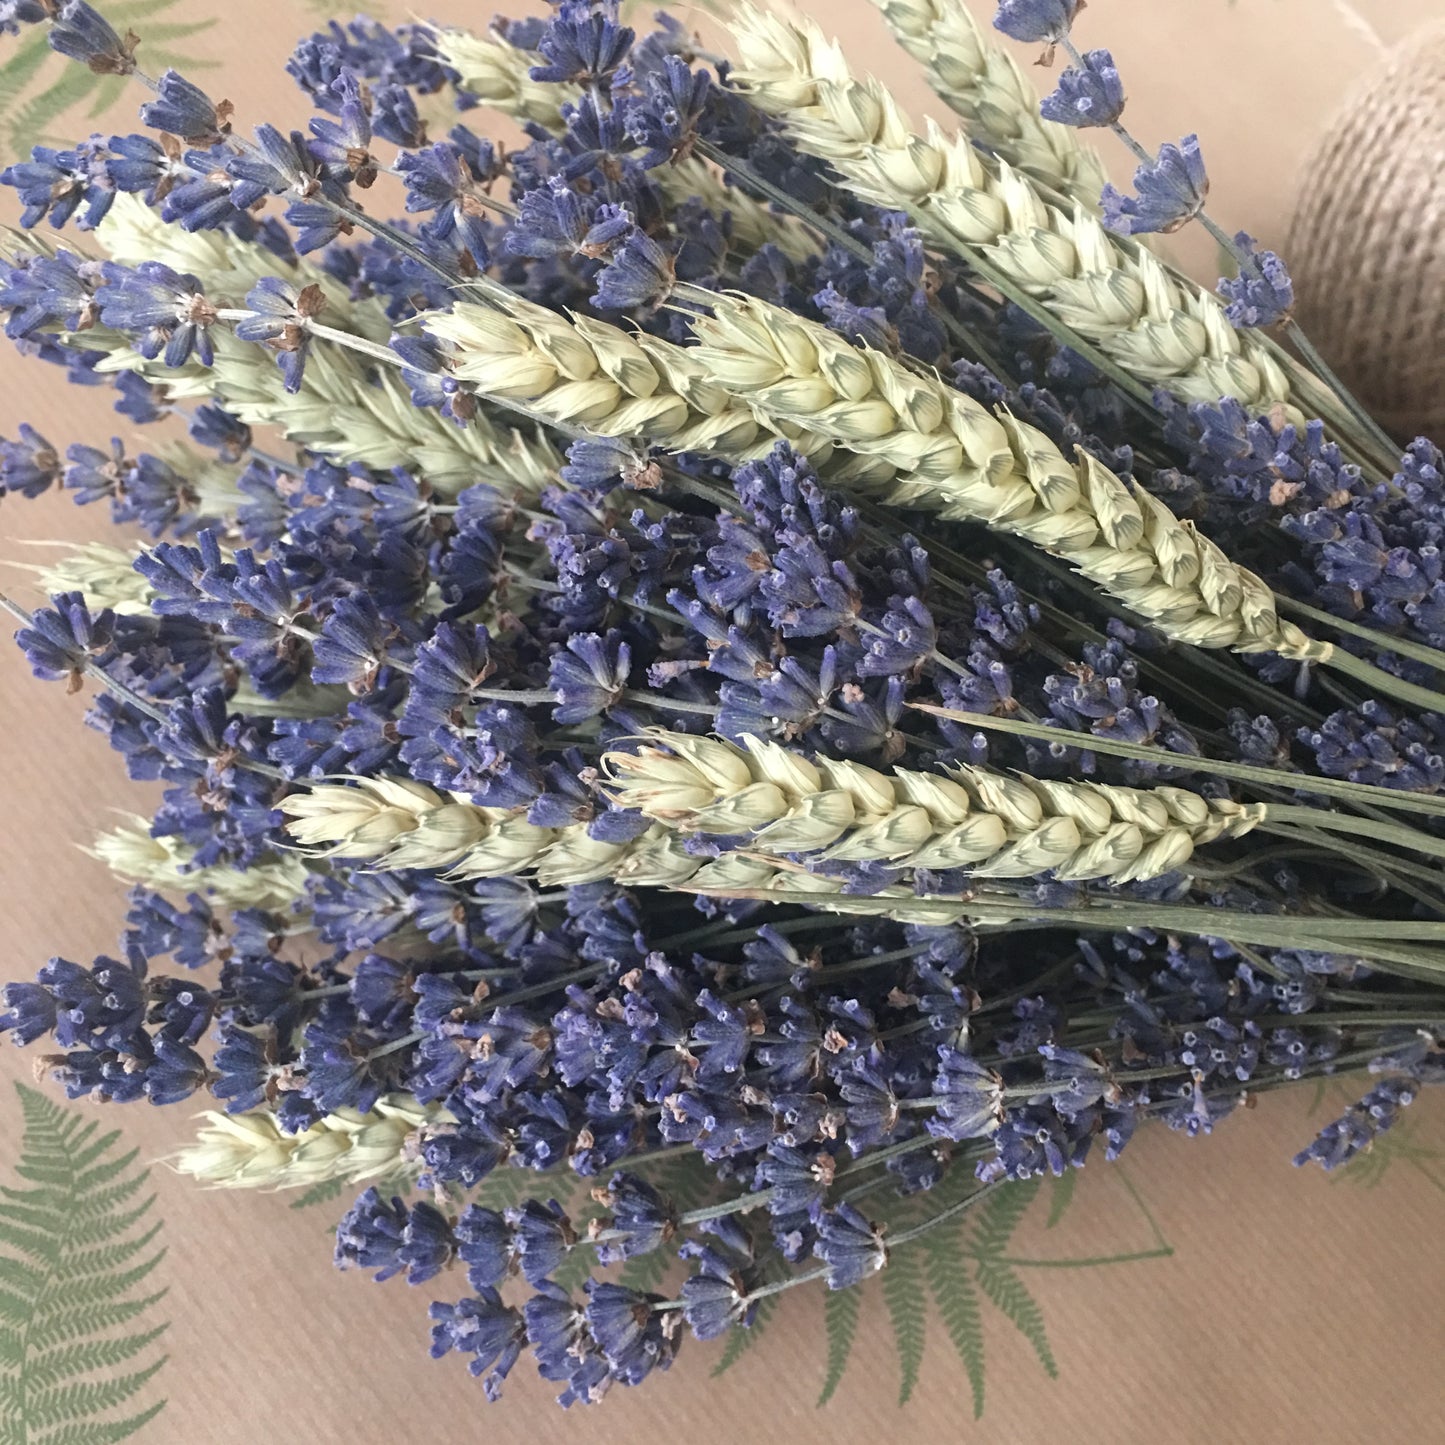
left=0, top=0, right=1440, bottom=1409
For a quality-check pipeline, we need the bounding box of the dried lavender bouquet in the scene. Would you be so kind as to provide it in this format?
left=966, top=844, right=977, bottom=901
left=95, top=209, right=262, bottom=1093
left=1, top=0, right=1443, bottom=1409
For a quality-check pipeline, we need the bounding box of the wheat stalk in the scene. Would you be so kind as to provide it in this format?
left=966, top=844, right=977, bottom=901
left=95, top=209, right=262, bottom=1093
left=690, top=292, right=1330, bottom=661
left=172, top=1094, right=451, bottom=1190
left=434, top=25, right=815, bottom=262
left=7, top=541, right=154, bottom=612
left=280, top=733, right=1261, bottom=888
left=87, top=817, right=312, bottom=910
left=873, top=0, right=1107, bottom=204
left=726, top=5, right=1295, bottom=417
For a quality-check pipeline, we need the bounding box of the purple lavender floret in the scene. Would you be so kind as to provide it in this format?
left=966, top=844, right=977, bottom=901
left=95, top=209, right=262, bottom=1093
left=1101, top=135, right=1209, bottom=235
left=994, top=0, right=1080, bottom=44
left=0, top=423, right=61, bottom=499
left=48, top=0, right=133, bottom=72
left=2, top=140, right=114, bottom=229
left=593, top=228, right=676, bottom=311
left=15, top=592, right=115, bottom=687
left=1039, top=49, right=1125, bottom=127
left=1293, top=1076, right=1422, bottom=1170
left=141, top=70, right=226, bottom=144
left=530, top=1, right=634, bottom=87
left=1218, top=233, right=1294, bottom=328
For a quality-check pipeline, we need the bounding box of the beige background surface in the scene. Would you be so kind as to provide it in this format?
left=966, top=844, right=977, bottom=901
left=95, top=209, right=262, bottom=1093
left=2, top=2, right=1444, bottom=1441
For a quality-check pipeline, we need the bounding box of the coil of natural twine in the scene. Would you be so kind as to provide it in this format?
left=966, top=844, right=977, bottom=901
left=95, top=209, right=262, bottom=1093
left=1287, top=23, right=1445, bottom=443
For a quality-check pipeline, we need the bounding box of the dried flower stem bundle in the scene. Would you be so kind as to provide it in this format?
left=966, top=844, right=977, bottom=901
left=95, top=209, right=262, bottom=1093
left=1, top=0, right=1442, bottom=1413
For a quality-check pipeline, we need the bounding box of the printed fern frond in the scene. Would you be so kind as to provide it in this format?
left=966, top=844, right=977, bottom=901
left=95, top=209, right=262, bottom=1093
left=923, top=1224, right=986, bottom=1419
left=975, top=1261, right=1058, bottom=1379
left=20, top=1328, right=169, bottom=1395
left=0, top=1083, right=169, bottom=1445
left=20, top=1294, right=169, bottom=1358
left=817, top=1285, right=860, bottom=1407
left=0, top=0, right=215, bottom=155
left=617, top=1248, right=672, bottom=1294
left=969, top=1177, right=1041, bottom=1259
left=467, top=1167, right=539, bottom=1215
left=20, top=1359, right=166, bottom=1433
left=711, top=1291, right=777, bottom=1377
left=0, top=32, right=51, bottom=121
left=879, top=1224, right=927, bottom=1406
left=1045, top=1170, right=1077, bottom=1229
left=549, top=1240, right=599, bottom=1297
left=288, top=1179, right=348, bottom=1213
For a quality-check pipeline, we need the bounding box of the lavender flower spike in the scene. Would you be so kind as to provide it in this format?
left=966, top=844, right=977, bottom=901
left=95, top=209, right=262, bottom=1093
left=1101, top=134, right=1209, bottom=236
left=1218, top=232, right=1294, bottom=328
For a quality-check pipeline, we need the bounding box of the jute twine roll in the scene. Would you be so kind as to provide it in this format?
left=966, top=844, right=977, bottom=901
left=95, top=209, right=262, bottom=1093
left=1287, top=23, right=1445, bottom=443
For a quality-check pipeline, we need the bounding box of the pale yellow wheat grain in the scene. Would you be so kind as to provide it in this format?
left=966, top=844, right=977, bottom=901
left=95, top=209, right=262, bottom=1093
left=87, top=818, right=312, bottom=910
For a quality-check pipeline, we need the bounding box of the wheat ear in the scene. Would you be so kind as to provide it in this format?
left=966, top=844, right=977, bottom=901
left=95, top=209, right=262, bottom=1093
left=421, top=293, right=859, bottom=467
left=690, top=292, right=1330, bottom=661
left=97, top=193, right=559, bottom=492
left=873, top=0, right=1107, bottom=204
left=280, top=734, right=1260, bottom=888
left=725, top=5, right=1294, bottom=418
left=10, top=542, right=155, bottom=614
left=603, top=729, right=1262, bottom=881
left=172, top=1095, right=451, bottom=1190
left=87, top=818, right=312, bottom=910
left=434, top=25, right=815, bottom=264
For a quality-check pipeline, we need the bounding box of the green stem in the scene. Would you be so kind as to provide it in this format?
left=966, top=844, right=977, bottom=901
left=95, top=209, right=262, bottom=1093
left=908, top=702, right=1445, bottom=819
left=1321, top=646, right=1445, bottom=716
left=886, top=1180, right=1003, bottom=1248
left=1275, top=596, right=1445, bottom=676
left=1261, top=807, right=1445, bottom=863
left=1280, top=318, right=1402, bottom=475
